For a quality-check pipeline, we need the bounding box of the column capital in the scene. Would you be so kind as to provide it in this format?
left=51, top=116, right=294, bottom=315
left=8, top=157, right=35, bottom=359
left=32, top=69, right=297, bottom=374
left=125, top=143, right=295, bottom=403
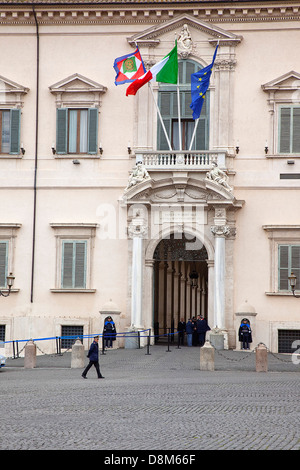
left=128, top=220, right=148, bottom=239
left=211, top=225, right=231, bottom=238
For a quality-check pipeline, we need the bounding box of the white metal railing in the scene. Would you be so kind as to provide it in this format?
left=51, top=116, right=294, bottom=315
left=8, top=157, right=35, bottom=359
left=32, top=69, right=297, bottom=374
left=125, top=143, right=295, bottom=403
left=136, top=150, right=227, bottom=170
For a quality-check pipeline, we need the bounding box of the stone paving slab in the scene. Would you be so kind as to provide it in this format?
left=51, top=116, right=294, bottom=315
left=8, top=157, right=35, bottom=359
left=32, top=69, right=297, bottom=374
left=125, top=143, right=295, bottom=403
left=1, top=345, right=299, bottom=452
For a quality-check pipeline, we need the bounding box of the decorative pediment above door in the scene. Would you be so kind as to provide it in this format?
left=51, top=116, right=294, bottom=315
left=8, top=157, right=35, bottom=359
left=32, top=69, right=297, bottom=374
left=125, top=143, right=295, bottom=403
left=122, top=173, right=244, bottom=209
left=127, top=13, right=242, bottom=55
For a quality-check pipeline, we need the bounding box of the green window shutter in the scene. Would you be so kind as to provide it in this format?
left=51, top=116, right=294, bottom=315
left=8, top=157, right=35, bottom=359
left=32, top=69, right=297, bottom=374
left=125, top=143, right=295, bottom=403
left=56, top=108, right=68, bottom=154
left=10, top=109, right=20, bottom=155
left=0, top=242, right=8, bottom=287
left=88, top=108, right=98, bottom=155
left=291, top=245, right=300, bottom=285
left=279, top=108, right=291, bottom=153
left=62, top=241, right=87, bottom=289
left=158, top=92, right=172, bottom=151
left=75, top=242, right=86, bottom=288
left=279, top=245, right=289, bottom=290
left=62, top=242, right=74, bottom=288
left=279, top=245, right=300, bottom=291
left=292, top=108, right=300, bottom=153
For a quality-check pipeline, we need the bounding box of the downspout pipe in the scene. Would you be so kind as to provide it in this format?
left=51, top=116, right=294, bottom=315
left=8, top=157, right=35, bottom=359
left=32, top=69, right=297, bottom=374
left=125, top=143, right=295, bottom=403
left=30, top=7, right=39, bottom=303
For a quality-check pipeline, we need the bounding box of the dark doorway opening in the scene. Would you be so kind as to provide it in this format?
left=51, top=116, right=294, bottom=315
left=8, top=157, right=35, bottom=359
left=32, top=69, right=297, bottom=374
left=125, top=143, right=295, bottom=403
left=153, top=233, right=208, bottom=343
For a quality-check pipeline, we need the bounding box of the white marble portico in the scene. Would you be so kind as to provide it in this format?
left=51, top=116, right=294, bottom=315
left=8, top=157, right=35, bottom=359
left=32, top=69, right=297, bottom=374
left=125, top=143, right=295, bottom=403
left=123, top=167, right=244, bottom=348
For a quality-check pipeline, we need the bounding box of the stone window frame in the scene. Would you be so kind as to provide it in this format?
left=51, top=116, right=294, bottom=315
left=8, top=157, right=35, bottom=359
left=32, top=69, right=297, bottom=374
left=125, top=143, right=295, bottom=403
left=0, top=76, right=29, bottom=158
left=0, top=223, right=21, bottom=293
left=50, top=223, right=98, bottom=293
left=262, top=71, right=300, bottom=157
left=263, top=225, right=300, bottom=295
left=49, top=73, right=107, bottom=159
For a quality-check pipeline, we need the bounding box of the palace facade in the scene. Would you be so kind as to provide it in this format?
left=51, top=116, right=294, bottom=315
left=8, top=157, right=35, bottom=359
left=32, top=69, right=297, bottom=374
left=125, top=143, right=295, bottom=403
left=1, top=0, right=300, bottom=354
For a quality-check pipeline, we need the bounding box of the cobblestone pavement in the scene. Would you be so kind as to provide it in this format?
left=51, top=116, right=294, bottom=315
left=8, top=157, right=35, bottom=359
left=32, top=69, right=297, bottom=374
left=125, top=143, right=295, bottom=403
left=1, top=344, right=299, bottom=452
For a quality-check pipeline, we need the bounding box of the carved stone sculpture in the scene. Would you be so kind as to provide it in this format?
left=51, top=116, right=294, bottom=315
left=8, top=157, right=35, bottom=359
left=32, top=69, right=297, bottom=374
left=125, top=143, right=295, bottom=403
left=125, top=162, right=151, bottom=191
left=206, top=162, right=232, bottom=191
left=177, top=24, right=193, bottom=58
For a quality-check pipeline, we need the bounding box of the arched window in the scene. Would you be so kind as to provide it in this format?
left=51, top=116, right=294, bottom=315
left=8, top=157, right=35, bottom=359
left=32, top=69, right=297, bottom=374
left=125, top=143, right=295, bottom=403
left=157, top=59, right=209, bottom=151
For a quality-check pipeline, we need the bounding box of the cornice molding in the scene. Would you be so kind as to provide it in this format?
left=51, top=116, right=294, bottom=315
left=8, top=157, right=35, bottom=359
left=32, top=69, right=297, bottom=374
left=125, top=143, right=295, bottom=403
left=0, top=4, right=300, bottom=26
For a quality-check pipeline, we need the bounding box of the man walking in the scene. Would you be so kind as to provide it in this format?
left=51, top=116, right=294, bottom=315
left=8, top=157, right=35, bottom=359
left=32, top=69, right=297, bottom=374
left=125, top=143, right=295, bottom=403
left=82, top=336, right=104, bottom=379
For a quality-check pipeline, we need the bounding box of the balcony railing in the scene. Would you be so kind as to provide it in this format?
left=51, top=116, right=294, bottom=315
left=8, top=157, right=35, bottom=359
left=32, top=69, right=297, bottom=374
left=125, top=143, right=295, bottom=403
left=135, top=150, right=227, bottom=171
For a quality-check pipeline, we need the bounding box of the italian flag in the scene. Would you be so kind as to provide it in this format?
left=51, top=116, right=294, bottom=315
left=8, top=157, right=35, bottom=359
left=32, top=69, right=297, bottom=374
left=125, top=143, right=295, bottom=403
left=126, top=42, right=178, bottom=96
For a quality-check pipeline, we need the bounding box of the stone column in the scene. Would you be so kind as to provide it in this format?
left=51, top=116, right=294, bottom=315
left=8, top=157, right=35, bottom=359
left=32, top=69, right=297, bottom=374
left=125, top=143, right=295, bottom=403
left=128, top=211, right=148, bottom=330
left=131, top=235, right=143, bottom=329
left=211, top=224, right=230, bottom=329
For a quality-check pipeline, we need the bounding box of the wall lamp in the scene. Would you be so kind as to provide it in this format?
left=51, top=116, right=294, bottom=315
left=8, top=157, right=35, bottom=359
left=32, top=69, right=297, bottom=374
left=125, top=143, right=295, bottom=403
left=288, top=272, right=300, bottom=298
left=99, top=143, right=103, bottom=155
left=235, top=145, right=239, bottom=154
left=0, top=273, right=15, bottom=297
left=20, top=143, right=25, bottom=155
left=52, top=143, right=56, bottom=155
left=265, top=141, right=268, bottom=154
left=128, top=141, right=131, bottom=155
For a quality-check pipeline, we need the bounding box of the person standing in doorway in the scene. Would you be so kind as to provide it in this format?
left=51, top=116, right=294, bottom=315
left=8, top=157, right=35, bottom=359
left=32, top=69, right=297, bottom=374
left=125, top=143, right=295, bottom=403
left=238, top=319, right=252, bottom=350
left=196, top=316, right=211, bottom=346
left=177, top=318, right=186, bottom=345
left=103, top=316, right=117, bottom=349
left=186, top=318, right=194, bottom=347
left=82, top=336, right=104, bottom=379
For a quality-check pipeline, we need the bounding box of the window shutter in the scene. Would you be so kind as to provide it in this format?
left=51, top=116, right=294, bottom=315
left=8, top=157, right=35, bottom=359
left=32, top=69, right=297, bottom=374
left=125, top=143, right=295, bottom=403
left=88, top=108, right=98, bottom=154
left=158, top=92, right=171, bottom=150
left=74, top=242, right=86, bottom=288
left=62, top=242, right=73, bottom=288
left=10, top=109, right=20, bottom=155
left=291, top=245, right=300, bottom=286
left=280, top=108, right=291, bottom=153
left=292, top=108, right=300, bottom=153
left=62, top=241, right=87, bottom=288
left=195, top=119, right=206, bottom=150
left=56, top=108, right=68, bottom=154
left=279, top=245, right=289, bottom=290
left=0, top=242, right=8, bottom=287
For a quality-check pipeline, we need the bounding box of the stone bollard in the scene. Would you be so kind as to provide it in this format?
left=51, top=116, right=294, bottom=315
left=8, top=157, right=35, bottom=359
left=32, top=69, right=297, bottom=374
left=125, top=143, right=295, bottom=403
left=71, top=338, right=85, bottom=368
left=200, top=341, right=215, bottom=371
left=256, top=343, right=268, bottom=372
left=24, top=340, right=37, bottom=369
left=209, top=328, right=224, bottom=350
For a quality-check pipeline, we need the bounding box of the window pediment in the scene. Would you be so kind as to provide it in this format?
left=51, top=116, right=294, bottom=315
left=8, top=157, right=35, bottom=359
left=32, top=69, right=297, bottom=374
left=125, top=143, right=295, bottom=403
left=49, top=73, right=107, bottom=108
left=262, top=71, right=300, bottom=104
left=0, top=75, right=29, bottom=108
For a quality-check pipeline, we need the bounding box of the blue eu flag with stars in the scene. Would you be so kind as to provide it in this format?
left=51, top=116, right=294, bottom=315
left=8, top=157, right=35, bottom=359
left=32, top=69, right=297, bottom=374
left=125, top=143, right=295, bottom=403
left=190, top=45, right=218, bottom=120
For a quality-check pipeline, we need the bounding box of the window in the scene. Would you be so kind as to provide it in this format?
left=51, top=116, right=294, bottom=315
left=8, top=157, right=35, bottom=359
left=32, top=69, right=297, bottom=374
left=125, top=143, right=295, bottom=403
left=61, top=325, right=83, bottom=349
left=56, top=108, right=98, bottom=155
left=62, top=240, right=87, bottom=289
left=279, top=106, right=300, bottom=154
left=0, top=241, right=8, bottom=288
left=158, top=60, right=209, bottom=151
left=0, top=325, right=5, bottom=342
left=278, top=245, right=300, bottom=291
left=0, top=109, right=21, bottom=155
left=50, top=223, right=97, bottom=293
left=278, top=329, right=300, bottom=353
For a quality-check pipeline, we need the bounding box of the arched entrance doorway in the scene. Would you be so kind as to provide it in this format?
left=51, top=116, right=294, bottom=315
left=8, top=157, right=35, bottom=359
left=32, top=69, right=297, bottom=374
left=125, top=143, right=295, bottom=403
left=153, top=233, right=208, bottom=342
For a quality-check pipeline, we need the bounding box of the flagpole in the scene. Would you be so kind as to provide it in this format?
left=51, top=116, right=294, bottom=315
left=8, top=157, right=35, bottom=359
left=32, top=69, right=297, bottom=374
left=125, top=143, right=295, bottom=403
left=175, top=35, right=182, bottom=151
left=148, top=82, right=172, bottom=151
left=189, top=118, right=199, bottom=151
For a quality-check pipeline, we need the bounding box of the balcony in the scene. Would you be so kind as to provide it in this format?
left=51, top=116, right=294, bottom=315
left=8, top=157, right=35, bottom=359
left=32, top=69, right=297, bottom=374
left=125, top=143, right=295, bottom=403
left=135, top=150, right=227, bottom=171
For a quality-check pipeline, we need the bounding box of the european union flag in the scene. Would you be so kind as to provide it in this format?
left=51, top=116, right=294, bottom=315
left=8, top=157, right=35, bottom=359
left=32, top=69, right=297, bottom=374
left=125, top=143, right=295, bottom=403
left=190, top=45, right=218, bottom=120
